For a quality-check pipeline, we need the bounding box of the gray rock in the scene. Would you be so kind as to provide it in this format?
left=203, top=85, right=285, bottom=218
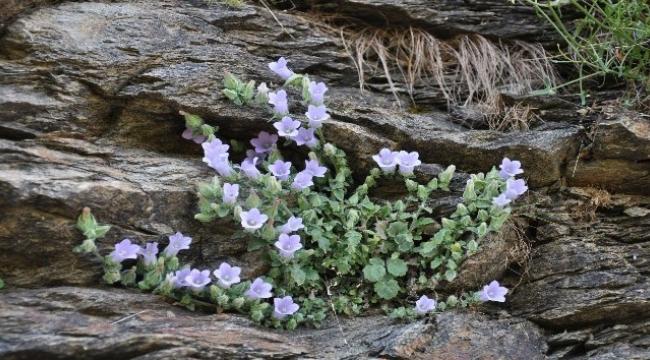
left=303, top=0, right=563, bottom=46
left=568, top=113, right=650, bottom=194
left=0, top=286, right=548, bottom=360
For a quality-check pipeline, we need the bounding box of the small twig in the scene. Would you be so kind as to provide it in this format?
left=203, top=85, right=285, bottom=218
left=258, top=0, right=295, bottom=40
left=325, top=282, right=351, bottom=352
left=111, top=310, right=149, bottom=325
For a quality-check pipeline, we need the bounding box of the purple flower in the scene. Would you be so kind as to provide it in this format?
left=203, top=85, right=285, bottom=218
left=182, top=128, right=206, bottom=144
left=268, top=90, right=289, bottom=115
left=240, top=157, right=262, bottom=179
left=110, top=239, right=141, bottom=263
left=184, top=269, right=212, bottom=291
left=396, top=151, right=422, bottom=175
left=499, top=157, right=523, bottom=179
left=268, top=57, right=294, bottom=80
left=372, top=148, right=399, bottom=173
left=273, top=296, right=300, bottom=319
left=202, top=138, right=232, bottom=176
left=305, top=105, right=330, bottom=128
left=170, top=267, right=192, bottom=288
left=280, top=216, right=304, bottom=234
left=222, top=183, right=239, bottom=205
left=291, top=171, right=314, bottom=190
left=308, top=81, right=328, bottom=105
left=268, top=160, right=292, bottom=181
left=213, top=262, right=242, bottom=288
left=415, top=295, right=437, bottom=314
left=163, top=232, right=192, bottom=257
left=274, top=233, right=302, bottom=258
left=250, top=131, right=278, bottom=154
left=273, top=116, right=301, bottom=138
left=304, top=159, right=327, bottom=177
left=240, top=208, right=269, bottom=230
left=141, top=242, right=159, bottom=266
left=292, top=127, right=318, bottom=148
left=479, top=280, right=509, bottom=302
left=492, top=193, right=511, bottom=208
left=504, top=178, right=528, bottom=200
left=245, top=277, right=273, bottom=299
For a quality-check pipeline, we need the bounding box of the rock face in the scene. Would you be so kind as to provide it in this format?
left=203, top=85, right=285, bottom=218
left=1, top=0, right=649, bottom=359
left=0, top=286, right=548, bottom=360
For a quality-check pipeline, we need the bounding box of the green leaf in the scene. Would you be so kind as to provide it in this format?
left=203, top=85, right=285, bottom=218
left=386, top=258, right=408, bottom=277
left=374, top=278, right=400, bottom=300
left=223, top=71, right=239, bottom=89
left=363, top=258, right=386, bottom=282
left=427, top=178, right=438, bottom=190
left=417, top=185, right=430, bottom=200
left=430, top=257, right=443, bottom=270
left=477, top=222, right=488, bottom=237
left=222, top=88, right=238, bottom=101
left=245, top=192, right=262, bottom=209
left=291, top=265, right=306, bottom=286
left=0, top=277, right=4, bottom=289
left=387, top=221, right=408, bottom=237
left=444, top=269, right=457, bottom=282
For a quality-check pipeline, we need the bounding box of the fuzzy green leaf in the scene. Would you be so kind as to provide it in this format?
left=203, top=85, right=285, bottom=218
left=363, top=258, right=386, bottom=282
left=386, top=258, right=408, bottom=277
left=374, top=278, right=400, bottom=300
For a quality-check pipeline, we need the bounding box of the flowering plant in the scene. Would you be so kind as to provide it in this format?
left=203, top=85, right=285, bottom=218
left=74, top=57, right=527, bottom=329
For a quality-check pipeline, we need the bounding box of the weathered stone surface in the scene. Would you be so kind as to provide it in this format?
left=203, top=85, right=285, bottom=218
left=303, top=0, right=563, bottom=45
left=568, top=113, right=650, bottom=194
left=0, top=137, right=246, bottom=287
left=510, top=189, right=650, bottom=335
left=0, top=286, right=547, bottom=360
left=1, top=0, right=650, bottom=358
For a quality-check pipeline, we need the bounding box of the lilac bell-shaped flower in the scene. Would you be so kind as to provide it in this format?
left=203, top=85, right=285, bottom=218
left=171, top=267, right=192, bottom=288
left=240, top=157, right=262, bottom=179
left=396, top=151, right=422, bottom=175
left=479, top=280, right=509, bottom=302
left=308, top=81, right=328, bottom=105
left=305, top=105, right=330, bottom=128
left=291, top=171, right=314, bottom=190
left=274, top=234, right=302, bottom=258
left=240, top=208, right=269, bottom=230
left=492, top=193, right=511, bottom=208
left=280, top=216, right=304, bottom=234
left=110, top=239, right=141, bottom=263
left=304, top=159, right=327, bottom=177
left=268, top=57, right=294, bottom=80
left=372, top=148, right=399, bottom=173
left=273, top=296, right=300, bottom=319
left=268, top=90, right=289, bottom=115
left=182, top=128, right=206, bottom=144
left=292, top=127, right=318, bottom=148
left=504, top=178, right=528, bottom=200
left=213, top=262, right=242, bottom=288
left=184, top=269, right=212, bottom=291
left=141, top=242, right=159, bottom=266
left=499, top=157, right=524, bottom=179
left=250, top=131, right=278, bottom=154
left=268, top=160, right=292, bottom=181
left=202, top=138, right=232, bottom=176
left=273, top=116, right=301, bottom=138
left=245, top=277, right=273, bottom=299
left=415, top=295, right=437, bottom=314
left=163, top=232, right=192, bottom=257
left=222, top=183, right=239, bottom=204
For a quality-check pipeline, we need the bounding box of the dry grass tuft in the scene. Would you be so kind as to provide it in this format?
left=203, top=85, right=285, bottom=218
left=311, top=17, right=557, bottom=126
